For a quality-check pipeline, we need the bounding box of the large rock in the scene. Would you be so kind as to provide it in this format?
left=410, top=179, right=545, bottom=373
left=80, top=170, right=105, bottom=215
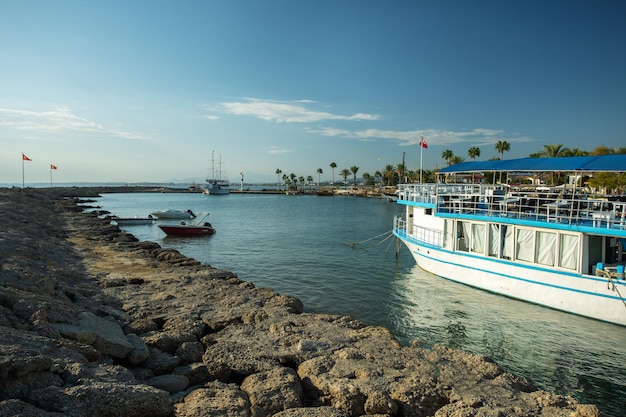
left=174, top=381, right=250, bottom=417
left=30, top=382, right=172, bottom=417
left=74, top=311, right=134, bottom=358
left=241, top=367, right=304, bottom=417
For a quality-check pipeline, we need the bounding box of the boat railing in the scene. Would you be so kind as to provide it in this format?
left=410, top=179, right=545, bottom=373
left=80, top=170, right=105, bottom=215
left=394, top=217, right=444, bottom=246
left=397, top=183, right=626, bottom=231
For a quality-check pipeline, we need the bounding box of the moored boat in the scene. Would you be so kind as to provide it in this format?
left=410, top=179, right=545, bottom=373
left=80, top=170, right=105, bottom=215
left=150, top=209, right=196, bottom=220
left=111, top=216, right=155, bottom=226
left=204, top=151, right=230, bottom=195
left=393, top=155, right=626, bottom=326
left=158, top=213, right=215, bottom=236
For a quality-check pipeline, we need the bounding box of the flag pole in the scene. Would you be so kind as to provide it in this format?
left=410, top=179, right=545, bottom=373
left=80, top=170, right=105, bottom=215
left=419, top=134, right=423, bottom=184
left=22, top=156, right=25, bottom=188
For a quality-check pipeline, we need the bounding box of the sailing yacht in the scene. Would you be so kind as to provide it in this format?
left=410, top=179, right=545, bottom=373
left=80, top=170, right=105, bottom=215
left=204, top=151, right=230, bottom=195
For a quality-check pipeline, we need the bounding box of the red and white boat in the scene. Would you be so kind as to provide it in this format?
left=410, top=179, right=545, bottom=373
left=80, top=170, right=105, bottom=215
left=158, top=213, right=215, bottom=236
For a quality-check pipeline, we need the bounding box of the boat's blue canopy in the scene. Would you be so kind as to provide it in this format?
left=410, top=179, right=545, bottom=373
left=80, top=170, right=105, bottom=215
left=439, top=155, right=626, bottom=173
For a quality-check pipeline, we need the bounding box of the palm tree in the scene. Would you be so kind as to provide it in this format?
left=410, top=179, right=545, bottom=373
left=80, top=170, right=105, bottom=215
left=383, top=164, right=395, bottom=186
left=467, top=147, right=480, bottom=183
left=330, top=162, right=337, bottom=186
left=450, top=155, right=464, bottom=165
left=495, top=140, right=511, bottom=160
left=275, top=169, right=282, bottom=190
left=350, top=166, right=359, bottom=187
left=540, top=144, right=567, bottom=185
left=306, top=175, right=313, bottom=190
left=442, top=149, right=454, bottom=166
left=374, top=170, right=382, bottom=187
left=540, top=144, right=567, bottom=158
left=468, top=147, right=481, bottom=160
left=396, top=163, right=406, bottom=183
left=316, top=168, right=323, bottom=186
left=289, top=173, right=296, bottom=191
left=340, top=168, right=350, bottom=189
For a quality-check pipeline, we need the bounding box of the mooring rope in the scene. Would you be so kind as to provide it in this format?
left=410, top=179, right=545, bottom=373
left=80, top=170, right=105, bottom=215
left=607, top=276, right=626, bottom=309
left=345, top=230, right=394, bottom=250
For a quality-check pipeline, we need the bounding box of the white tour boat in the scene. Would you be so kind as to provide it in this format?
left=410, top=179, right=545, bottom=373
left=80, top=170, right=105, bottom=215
left=393, top=155, right=626, bottom=326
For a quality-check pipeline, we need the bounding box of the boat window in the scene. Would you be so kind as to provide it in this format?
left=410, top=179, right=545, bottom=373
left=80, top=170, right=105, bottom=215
left=470, top=223, right=485, bottom=254
left=502, top=225, right=514, bottom=260
left=559, top=233, right=579, bottom=270
left=443, top=220, right=455, bottom=250
left=515, top=228, right=535, bottom=263
left=488, top=224, right=500, bottom=257
left=536, top=231, right=556, bottom=266
left=457, top=221, right=469, bottom=252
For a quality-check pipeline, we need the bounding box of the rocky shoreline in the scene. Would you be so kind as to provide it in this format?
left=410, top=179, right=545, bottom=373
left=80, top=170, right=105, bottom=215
left=0, top=187, right=606, bottom=416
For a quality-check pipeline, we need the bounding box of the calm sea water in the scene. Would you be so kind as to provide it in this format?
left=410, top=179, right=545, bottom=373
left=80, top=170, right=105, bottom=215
left=94, top=192, right=626, bottom=416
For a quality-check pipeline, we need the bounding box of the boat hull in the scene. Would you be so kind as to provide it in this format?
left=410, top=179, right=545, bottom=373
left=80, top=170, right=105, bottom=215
left=112, top=218, right=154, bottom=225
left=204, top=179, right=230, bottom=195
left=150, top=210, right=195, bottom=219
left=158, top=225, right=215, bottom=236
left=395, top=232, right=626, bottom=326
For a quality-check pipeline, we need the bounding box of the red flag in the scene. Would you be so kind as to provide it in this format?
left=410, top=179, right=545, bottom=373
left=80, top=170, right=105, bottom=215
left=419, top=136, right=428, bottom=149
left=51, top=164, right=58, bottom=170
left=22, top=153, right=32, bottom=161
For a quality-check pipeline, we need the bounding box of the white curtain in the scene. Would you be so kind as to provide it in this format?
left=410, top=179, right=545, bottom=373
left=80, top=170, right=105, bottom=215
left=471, top=223, right=485, bottom=254
left=516, top=228, right=535, bottom=262
left=488, top=224, right=500, bottom=257
left=559, top=233, right=579, bottom=270
left=503, top=226, right=514, bottom=259
left=443, top=220, right=454, bottom=250
left=536, top=231, right=556, bottom=266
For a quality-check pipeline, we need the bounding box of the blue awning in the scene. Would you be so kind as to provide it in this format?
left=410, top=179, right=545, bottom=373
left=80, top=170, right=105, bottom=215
left=439, top=155, right=626, bottom=173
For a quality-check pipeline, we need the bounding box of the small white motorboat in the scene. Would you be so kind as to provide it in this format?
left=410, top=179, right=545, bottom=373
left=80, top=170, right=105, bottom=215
left=158, top=213, right=215, bottom=236
left=150, top=209, right=196, bottom=220
left=111, top=216, right=155, bottom=226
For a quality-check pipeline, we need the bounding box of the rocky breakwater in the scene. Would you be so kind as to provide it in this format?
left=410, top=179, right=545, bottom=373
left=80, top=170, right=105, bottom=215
left=0, top=187, right=606, bottom=417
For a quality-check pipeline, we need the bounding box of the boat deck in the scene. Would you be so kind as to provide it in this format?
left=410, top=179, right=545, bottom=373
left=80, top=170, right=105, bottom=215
left=397, top=183, right=626, bottom=233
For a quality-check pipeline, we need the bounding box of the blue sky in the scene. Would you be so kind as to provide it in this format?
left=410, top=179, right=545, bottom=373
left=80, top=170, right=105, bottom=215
left=1, top=0, right=625, bottom=185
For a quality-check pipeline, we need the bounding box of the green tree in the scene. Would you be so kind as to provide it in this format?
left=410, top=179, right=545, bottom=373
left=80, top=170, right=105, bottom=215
left=330, top=162, right=337, bottom=186
left=468, top=147, right=481, bottom=160
left=374, top=170, right=382, bottom=186
left=495, top=140, right=511, bottom=160
left=289, top=173, right=297, bottom=190
left=383, top=165, right=396, bottom=186
left=396, top=163, right=406, bottom=183
left=316, top=168, right=323, bottom=185
left=442, top=149, right=454, bottom=166
left=539, top=144, right=567, bottom=185
left=350, top=166, right=359, bottom=187
left=540, top=144, right=567, bottom=158
left=340, top=168, right=351, bottom=189
left=275, top=168, right=282, bottom=190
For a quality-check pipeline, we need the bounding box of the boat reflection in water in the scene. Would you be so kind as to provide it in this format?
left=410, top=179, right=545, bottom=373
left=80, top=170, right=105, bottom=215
left=387, top=264, right=626, bottom=416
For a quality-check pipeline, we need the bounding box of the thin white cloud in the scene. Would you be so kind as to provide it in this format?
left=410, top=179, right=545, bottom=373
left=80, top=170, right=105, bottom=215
left=307, top=126, right=529, bottom=147
left=267, top=147, right=294, bottom=155
left=219, top=98, right=380, bottom=123
left=0, top=107, right=149, bottom=140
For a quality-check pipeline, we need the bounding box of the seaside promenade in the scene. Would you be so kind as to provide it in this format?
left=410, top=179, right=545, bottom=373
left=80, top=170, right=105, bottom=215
left=0, top=187, right=606, bottom=416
